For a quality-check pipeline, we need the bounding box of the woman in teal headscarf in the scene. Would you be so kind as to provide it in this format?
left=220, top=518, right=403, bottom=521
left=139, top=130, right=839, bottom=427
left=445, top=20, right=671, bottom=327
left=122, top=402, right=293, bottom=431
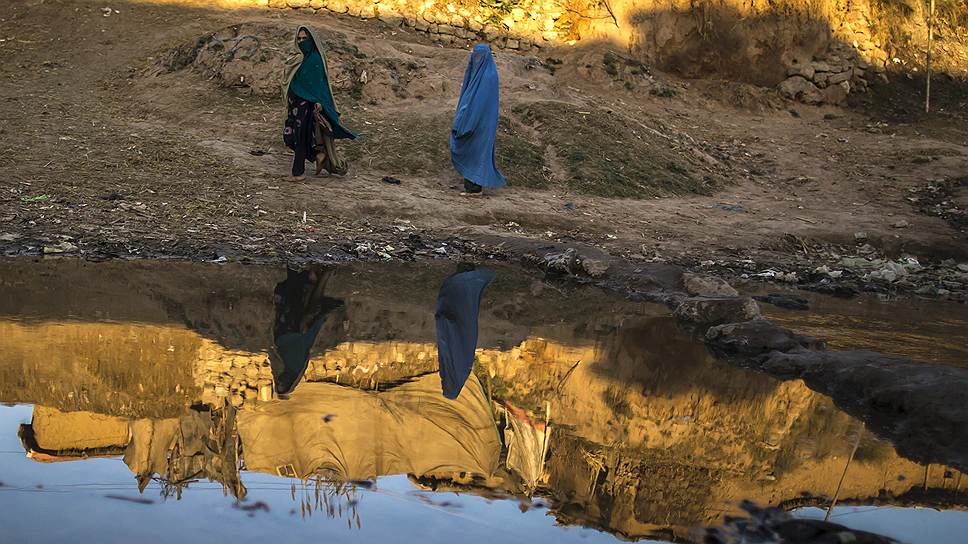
left=282, top=26, right=357, bottom=182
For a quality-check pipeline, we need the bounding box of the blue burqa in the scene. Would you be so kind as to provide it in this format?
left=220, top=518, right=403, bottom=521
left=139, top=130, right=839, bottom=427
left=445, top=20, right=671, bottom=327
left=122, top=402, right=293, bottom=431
left=450, top=45, right=506, bottom=189
left=435, top=267, right=496, bottom=399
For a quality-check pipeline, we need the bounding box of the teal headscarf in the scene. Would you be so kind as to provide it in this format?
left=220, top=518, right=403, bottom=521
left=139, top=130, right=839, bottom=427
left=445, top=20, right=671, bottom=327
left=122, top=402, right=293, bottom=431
left=286, top=28, right=357, bottom=140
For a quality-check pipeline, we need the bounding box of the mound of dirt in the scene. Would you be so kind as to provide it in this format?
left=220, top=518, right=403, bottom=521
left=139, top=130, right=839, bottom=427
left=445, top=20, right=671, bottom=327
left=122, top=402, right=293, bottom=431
left=152, top=22, right=450, bottom=105
left=513, top=100, right=726, bottom=197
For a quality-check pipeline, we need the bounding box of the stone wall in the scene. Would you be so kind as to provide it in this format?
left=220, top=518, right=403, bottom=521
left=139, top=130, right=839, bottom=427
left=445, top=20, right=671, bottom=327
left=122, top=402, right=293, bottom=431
left=266, top=0, right=567, bottom=51
left=255, top=0, right=965, bottom=105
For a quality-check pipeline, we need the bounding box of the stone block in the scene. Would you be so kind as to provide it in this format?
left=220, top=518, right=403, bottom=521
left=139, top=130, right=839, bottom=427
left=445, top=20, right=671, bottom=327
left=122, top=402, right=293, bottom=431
left=674, top=296, right=761, bottom=326
left=821, top=80, right=850, bottom=105
left=786, top=63, right=815, bottom=80
left=811, top=61, right=832, bottom=72
left=827, top=70, right=851, bottom=85
left=777, top=76, right=824, bottom=104
left=682, top=273, right=738, bottom=297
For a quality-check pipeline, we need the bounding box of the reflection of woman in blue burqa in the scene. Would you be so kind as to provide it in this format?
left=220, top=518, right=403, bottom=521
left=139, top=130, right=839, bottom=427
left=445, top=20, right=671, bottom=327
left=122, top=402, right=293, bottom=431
left=450, top=44, right=506, bottom=196
left=270, top=268, right=344, bottom=399
left=435, top=265, right=496, bottom=399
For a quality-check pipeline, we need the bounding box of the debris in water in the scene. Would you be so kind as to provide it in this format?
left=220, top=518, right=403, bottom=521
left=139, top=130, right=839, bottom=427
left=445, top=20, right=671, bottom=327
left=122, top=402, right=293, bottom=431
left=43, top=241, right=78, bottom=254
left=233, top=501, right=270, bottom=514
left=20, top=194, right=50, bottom=203
left=104, top=494, right=154, bottom=505
left=754, top=294, right=810, bottom=311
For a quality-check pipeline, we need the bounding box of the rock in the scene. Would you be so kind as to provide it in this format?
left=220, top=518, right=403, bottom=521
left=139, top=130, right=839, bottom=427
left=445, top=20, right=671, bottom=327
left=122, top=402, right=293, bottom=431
left=540, top=248, right=576, bottom=275
left=827, top=71, right=851, bottom=85
left=286, top=0, right=311, bottom=6
left=786, top=63, right=815, bottom=80
left=682, top=273, right=738, bottom=297
left=821, top=80, right=850, bottom=105
left=840, top=256, right=877, bottom=269
left=258, top=384, right=273, bottom=402
left=777, top=76, right=823, bottom=104
left=674, top=296, right=761, bottom=326
left=811, top=61, right=832, bottom=72
left=892, top=220, right=910, bottom=228
left=378, top=14, right=404, bottom=26
left=884, top=261, right=908, bottom=276
left=854, top=231, right=868, bottom=241
left=868, top=268, right=897, bottom=283
left=43, top=241, right=78, bottom=254
left=578, top=255, right=609, bottom=278
left=705, top=319, right=824, bottom=356
left=753, top=294, right=810, bottom=311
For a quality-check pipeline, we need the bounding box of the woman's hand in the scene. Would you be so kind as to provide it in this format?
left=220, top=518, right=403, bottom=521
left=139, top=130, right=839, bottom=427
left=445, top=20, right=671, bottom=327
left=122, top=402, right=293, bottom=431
left=314, top=102, right=322, bottom=112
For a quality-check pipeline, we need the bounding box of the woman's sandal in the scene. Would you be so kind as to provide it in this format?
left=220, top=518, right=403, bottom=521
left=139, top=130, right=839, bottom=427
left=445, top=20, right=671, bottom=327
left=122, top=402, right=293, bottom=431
left=287, top=175, right=306, bottom=182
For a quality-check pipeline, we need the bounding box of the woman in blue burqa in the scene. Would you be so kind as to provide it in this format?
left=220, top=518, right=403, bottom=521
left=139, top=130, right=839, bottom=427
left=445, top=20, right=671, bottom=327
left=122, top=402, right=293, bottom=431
left=282, top=26, right=357, bottom=182
left=451, top=44, right=506, bottom=196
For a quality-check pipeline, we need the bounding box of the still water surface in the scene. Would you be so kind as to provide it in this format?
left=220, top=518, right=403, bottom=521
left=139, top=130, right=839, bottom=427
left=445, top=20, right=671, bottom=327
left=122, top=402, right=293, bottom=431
left=0, top=258, right=965, bottom=543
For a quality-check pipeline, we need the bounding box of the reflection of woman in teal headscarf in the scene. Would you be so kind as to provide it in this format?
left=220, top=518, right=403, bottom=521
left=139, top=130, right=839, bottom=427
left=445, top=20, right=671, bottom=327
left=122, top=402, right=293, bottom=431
left=270, top=268, right=345, bottom=399
left=282, top=26, right=357, bottom=182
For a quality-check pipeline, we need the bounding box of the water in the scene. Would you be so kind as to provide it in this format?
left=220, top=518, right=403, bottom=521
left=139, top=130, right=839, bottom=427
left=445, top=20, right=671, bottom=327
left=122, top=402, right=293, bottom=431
left=0, top=258, right=965, bottom=543
left=756, top=288, right=968, bottom=368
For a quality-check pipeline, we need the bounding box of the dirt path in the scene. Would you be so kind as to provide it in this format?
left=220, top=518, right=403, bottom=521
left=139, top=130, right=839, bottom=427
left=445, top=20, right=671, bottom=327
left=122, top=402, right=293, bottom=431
left=1, top=0, right=966, bottom=300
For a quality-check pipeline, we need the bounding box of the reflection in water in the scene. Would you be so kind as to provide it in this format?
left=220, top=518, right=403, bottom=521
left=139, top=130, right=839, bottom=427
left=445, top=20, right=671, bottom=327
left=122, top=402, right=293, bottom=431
left=435, top=265, right=496, bottom=400
left=0, top=259, right=966, bottom=543
left=271, top=268, right=345, bottom=398
left=757, top=290, right=968, bottom=367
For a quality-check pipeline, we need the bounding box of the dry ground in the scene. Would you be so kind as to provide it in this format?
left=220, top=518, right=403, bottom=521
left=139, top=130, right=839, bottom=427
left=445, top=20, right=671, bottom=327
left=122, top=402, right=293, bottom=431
left=1, top=0, right=966, bottom=296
